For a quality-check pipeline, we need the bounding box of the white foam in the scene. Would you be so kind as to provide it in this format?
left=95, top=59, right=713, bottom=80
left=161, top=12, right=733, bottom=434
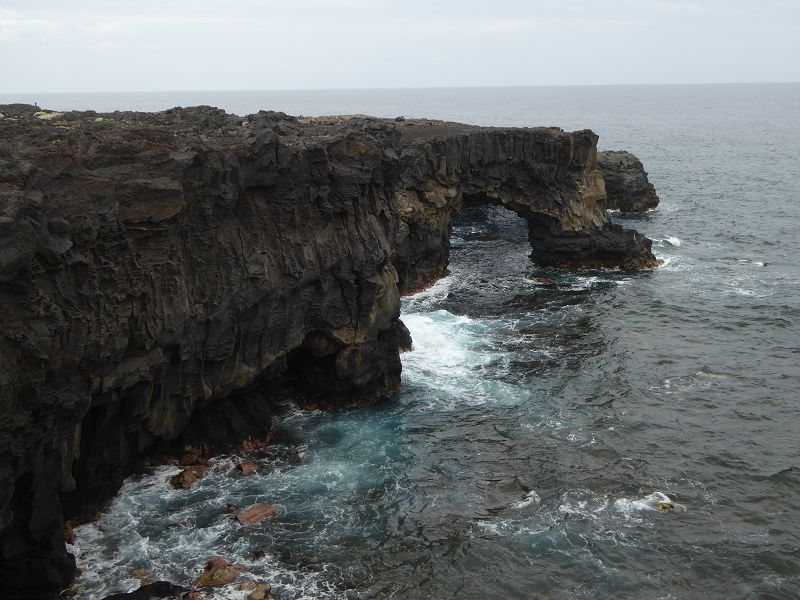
left=567, top=276, right=599, bottom=291
left=558, top=490, right=609, bottom=521
left=613, top=491, right=686, bottom=515
left=401, top=275, right=453, bottom=312
left=69, top=461, right=346, bottom=600
left=514, top=490, right=541, bottom=509
left=693, top=370, right=729, bottom=381
left=566, top=431, right=598, bottom=446
left=737, top=259, right=765, bottom=267
left=400, top=309, right=532, bottom=409
left=664, top=236, right=681, bottom=247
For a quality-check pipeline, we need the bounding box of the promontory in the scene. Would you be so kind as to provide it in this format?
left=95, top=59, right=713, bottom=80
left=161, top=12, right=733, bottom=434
left=0, top=104, right=660, bottom=598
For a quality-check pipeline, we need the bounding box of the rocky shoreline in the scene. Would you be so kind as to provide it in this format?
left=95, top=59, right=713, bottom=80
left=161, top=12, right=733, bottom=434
left=0, top=104, right=660, bottom=598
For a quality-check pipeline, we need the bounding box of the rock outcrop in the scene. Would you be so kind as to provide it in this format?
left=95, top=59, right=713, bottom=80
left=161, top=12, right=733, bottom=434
left=597, top=150, right=660, bottom=212
left=0, top=104, right=659, bottom=598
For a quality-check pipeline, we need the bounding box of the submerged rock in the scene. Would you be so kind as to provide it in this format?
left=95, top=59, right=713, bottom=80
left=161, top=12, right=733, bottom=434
left=235, top=504, right=278, bottom=525
left=130, top=568, right=153, bottom=581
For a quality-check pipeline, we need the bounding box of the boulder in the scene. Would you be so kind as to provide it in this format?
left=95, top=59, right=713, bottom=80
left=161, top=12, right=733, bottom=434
left=195, top=557, right=245, bottom=588
left=597, top=150, right=660, bottom=212
left=249, top=582, right=273, bottom=600
left=235, top=504, right=278, bottom=525
left=169, top=466, right=207, bottom=490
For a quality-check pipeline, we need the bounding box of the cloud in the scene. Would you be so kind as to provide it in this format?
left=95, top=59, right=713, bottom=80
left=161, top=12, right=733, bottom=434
left=408, top=18, right=536, bottom=35
left=0, top=0, right=798, bottom=91
left=0, top=7, right=63, bottom=43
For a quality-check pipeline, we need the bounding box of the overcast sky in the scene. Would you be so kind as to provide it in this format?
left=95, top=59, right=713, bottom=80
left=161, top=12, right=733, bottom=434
left=1, top=0, right=798, bottom=92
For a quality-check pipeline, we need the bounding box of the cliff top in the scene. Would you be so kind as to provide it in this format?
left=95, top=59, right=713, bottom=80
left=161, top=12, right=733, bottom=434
left=0, top=104, right=575, bottom=149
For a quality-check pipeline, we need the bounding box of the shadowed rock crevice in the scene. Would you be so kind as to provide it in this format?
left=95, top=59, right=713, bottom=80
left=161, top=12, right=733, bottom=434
left=0, top=104, right=659, bottom=597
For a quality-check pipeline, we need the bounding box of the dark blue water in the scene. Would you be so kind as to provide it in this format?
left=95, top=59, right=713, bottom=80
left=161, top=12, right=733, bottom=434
left=30, top=85, right=799, bottom=599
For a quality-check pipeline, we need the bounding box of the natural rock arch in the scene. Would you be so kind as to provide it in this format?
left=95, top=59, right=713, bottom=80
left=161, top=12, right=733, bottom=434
left=391, top=126, right=657, bottom=294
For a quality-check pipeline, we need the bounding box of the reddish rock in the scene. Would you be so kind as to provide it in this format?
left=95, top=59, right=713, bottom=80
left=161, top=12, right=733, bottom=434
left=249, top=582, right=273, bottom=600
left=169, top=465, right=208, bottom=490
left=235, top=504, right=278, bottom=525
left=236, top=462, right=258, bottom=475
left=195, top=557, right=245, bottom=588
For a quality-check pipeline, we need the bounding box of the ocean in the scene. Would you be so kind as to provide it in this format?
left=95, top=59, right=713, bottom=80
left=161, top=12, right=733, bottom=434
left=8, top=84, right=799, bottom=599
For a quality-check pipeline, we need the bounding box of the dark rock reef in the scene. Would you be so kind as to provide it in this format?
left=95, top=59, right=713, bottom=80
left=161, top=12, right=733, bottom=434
left=0, top=104, right=660, bottom=598
left=597, top=150, right=660, bottom=212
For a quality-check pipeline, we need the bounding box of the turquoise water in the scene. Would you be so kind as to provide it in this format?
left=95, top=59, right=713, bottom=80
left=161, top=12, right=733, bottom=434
left=41, top=84, right=800, bottom=599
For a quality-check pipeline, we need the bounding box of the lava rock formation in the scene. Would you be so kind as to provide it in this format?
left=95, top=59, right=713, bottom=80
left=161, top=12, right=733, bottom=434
left=0, top=104, right=659, bottom=597
left=597, top=150, right=660, bottom=212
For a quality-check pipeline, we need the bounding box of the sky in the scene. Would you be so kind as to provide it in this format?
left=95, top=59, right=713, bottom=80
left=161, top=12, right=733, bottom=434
left=1, top=0, right=798, bottom=92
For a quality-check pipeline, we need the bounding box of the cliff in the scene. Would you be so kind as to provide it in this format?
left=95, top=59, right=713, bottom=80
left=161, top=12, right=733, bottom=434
left=0, top=104, right=659, bottom=597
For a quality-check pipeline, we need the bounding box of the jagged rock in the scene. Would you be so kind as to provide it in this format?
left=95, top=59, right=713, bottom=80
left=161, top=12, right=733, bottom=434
left=235, top=504, right=278, bottom=525
left=597, top=150, right=660, bottom=212
left=195, top=557, right=245, bottom=588
left=0, top=104, right=660, bottom=597
left=101, top=580, right=189, bottom=600
left=169, top=466, right=207, bottom=490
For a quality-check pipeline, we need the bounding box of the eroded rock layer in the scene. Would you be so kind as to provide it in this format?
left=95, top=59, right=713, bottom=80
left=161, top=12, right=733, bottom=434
left=0, top=105, right=658, bottom=597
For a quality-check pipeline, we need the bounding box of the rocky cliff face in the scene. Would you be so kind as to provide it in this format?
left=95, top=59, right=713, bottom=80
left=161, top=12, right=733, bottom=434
left=0, top=105, right=659, bottom=597
left=597, top=150, right=660, bottom=212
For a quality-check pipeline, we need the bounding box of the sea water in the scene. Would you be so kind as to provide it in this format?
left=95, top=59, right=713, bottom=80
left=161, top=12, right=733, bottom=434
left=9, top=84, right=798, bottom=599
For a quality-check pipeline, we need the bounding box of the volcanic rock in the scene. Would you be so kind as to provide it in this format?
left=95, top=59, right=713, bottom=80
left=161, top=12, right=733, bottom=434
left=597, top=150, right=660, bottom=212
left=101, top=581, right=189, bottom=600
left=0, top=104, right=661, bottom=597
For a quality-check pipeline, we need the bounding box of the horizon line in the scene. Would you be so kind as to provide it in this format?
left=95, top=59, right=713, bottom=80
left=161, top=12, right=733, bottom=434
left=2, top=81, right=799, bottom=97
